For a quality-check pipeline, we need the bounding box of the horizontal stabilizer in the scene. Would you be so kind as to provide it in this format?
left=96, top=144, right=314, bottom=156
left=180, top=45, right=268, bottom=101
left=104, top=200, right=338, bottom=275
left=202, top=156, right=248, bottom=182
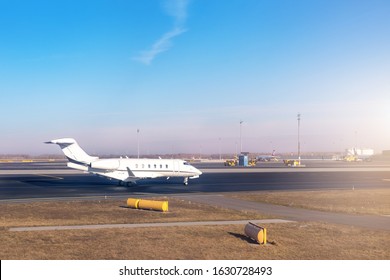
left=45, top=138, right=98, bottom=164
left=45, top=138, right=77, bottom=145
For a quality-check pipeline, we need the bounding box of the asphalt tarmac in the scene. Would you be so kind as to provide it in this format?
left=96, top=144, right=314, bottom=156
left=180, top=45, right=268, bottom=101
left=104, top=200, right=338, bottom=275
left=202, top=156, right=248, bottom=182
left=1, top=160, right=389, bottom=200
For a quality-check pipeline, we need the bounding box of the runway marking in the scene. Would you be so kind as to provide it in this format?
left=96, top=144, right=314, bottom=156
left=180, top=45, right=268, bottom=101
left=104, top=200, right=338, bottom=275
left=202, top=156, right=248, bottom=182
left=9, top=219, right=294, bottom=232
left=382, top=179, right=390, bottom=182
left=34, top=174, right=63, bottom=180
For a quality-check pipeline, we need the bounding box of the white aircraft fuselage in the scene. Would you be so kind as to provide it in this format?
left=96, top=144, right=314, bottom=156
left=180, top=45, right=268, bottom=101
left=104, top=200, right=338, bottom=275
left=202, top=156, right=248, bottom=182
left=46, top=138, right=202, bottom=185
left=256, top=150, right=279, bottom=162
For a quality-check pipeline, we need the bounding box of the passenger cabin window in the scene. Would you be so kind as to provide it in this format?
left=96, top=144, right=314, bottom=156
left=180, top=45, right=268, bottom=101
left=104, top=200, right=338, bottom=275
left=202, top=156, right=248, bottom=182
left=166, top=164, right=168, bottom=169
left=154, top=164, right=157, bottom=168
left=135, top=164, right=138, bottom=168
left=148, top=164, right=151, bottom=168
left=160, top=164, right=162, bottom=169
left=142, top=164, right=144, bottom=169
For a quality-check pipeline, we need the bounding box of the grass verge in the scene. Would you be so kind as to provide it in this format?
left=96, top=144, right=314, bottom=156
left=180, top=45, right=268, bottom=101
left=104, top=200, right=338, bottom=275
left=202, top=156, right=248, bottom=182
left=0, top=198, right=266, bottom=228
left=1, top=222, right=389, bottom=259
left=230, top=188, right=390, bottom=215
left=1, top=194, right=389, bottom=260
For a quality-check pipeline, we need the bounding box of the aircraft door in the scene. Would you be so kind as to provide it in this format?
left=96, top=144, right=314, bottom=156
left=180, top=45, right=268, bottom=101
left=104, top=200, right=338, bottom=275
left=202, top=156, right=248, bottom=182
left=173, top=160, right=180, bottom=174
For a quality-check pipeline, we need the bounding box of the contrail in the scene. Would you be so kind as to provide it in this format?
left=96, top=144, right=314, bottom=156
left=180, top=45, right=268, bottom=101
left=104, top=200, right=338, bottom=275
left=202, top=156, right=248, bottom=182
left=133, top=0, right=190, bottom=65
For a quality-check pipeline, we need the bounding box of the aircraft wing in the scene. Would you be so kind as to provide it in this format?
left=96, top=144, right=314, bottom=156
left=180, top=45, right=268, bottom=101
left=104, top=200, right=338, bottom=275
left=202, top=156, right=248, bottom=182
left=127, top=167, right=136, bottom=177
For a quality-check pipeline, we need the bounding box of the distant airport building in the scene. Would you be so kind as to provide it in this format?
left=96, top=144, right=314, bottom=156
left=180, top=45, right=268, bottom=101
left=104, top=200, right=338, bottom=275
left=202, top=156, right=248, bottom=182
left=383, top=150, right=390, bottom=156
left=343, top=148, right=374, bottom=161
left=346, top=148, right=374, bottom=157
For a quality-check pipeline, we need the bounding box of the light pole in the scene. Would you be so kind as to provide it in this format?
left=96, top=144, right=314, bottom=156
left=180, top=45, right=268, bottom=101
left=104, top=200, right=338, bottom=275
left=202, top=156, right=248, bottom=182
left=219, top=137, right=221, bottom=160
left=354, top=130, right=358, bottom=149
left=240, top=120, right=243, bottom=155
left=137, top=128, right=140, bottom=159
left=297, top=113, right=301, bottom=165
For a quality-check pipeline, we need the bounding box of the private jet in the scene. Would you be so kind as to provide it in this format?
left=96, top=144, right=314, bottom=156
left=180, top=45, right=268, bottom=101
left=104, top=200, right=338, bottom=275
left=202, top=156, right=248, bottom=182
left=46, top=138, right=202, bottom=186
left=256, top=150, right=280, bottom=162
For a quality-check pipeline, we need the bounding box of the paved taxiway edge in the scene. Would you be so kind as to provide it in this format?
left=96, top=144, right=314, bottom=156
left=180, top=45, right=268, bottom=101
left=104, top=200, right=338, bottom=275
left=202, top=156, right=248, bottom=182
left=9, top=219, right=293, bottom=232
left=179, top=195, right=390, bottom=231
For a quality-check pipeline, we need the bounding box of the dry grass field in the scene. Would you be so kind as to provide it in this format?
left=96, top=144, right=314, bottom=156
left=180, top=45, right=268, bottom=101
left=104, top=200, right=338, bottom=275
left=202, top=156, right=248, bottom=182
left=230, top=188, right=390, bottom=215
left=2, top=222, right=389, bottom=260
left=1, top=192, right=389, bottom=260
left=0, top=198, right=266, bottom=227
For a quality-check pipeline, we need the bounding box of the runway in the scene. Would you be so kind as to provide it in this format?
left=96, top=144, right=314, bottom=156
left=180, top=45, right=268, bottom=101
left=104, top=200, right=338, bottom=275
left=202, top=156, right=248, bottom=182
left=1, top=160, right=390, bottom=200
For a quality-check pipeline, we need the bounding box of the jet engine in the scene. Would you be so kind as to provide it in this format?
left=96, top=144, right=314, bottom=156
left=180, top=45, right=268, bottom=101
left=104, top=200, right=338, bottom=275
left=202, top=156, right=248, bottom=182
left=90, top=159, right=120, bottom=170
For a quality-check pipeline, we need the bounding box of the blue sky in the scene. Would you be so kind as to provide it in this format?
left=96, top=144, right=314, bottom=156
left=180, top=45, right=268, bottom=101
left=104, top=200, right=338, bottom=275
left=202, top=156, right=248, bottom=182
left=1, top=0, right=389, bottom=155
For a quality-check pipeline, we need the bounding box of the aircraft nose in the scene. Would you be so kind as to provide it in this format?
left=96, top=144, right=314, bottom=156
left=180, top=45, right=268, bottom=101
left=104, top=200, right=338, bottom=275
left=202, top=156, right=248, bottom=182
left=196, top=168, right=202, bottom=175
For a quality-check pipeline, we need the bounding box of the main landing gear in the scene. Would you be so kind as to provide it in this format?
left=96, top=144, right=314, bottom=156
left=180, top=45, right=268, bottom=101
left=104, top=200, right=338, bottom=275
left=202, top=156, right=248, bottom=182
left=183, top=177, right=188, bottom=185
left=118, top=181, right=136, bottom=187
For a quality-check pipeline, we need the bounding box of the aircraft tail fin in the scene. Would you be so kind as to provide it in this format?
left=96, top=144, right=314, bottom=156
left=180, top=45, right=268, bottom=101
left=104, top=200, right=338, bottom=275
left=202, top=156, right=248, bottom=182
left=45, top=138, right=98, bottom=164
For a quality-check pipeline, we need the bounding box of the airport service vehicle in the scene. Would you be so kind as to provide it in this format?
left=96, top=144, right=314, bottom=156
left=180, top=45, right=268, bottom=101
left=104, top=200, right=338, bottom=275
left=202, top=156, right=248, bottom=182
left=46, top=138, right=202, bottom=186
left=224, top=156, right=256, bottom=167
left=224, top=158, right=238, bottom=166
left=283, top=159, right=300, bottom=167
